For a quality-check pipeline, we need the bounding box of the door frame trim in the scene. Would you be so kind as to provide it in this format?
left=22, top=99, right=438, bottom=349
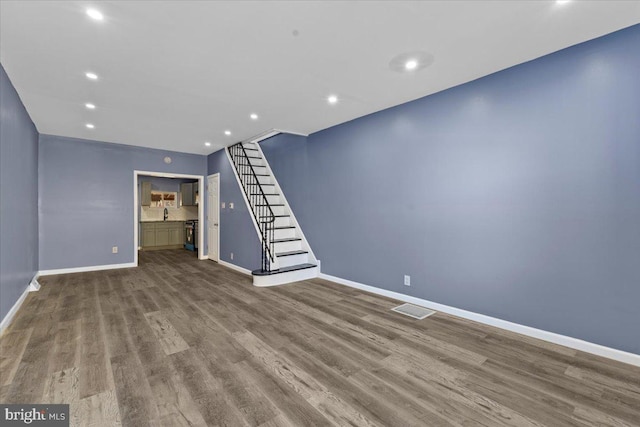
left=133, top=170, right=206, bottom=266
left=207, top=173, right=220, bottom=262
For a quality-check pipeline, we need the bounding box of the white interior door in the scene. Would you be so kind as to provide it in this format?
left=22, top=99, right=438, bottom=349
left=207, top=174, right=219, bottom=261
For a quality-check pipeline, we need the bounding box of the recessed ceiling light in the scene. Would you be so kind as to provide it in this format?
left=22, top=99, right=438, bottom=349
left=250, top=113, right=258, bottom=120
left=556, top=0, right=571, bottom=4
left=85, top=103, right=96, bottom=109
left=204, top=142, right=211, bottom=147
left=224, top=130, right=231, bottom=136
left=405, top=59, right=418, bottom=71
left=85, top=72, right=98, bottom=80
left=327, top=95, right=338, bottom=104
left=389, top=51, right=434, bottom=73
left=86, top=123, right=95, bottom=129
left=86, top=9, right=104, bottom=21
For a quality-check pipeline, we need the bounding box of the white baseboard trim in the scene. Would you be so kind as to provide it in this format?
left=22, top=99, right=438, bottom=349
left=319, top=273, right=640, bottom=367
left=0, top=273, right=40, bottom=336
left=253, top=266, right=318, bottom=287
left=28, top=276, right=41, bottom=292
left=39, top=262, right=136, bottom=276
left=218, top=259, right=252, bottom=276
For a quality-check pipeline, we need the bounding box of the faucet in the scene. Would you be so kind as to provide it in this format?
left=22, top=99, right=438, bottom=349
left=164, top=208, right=168, bottom=221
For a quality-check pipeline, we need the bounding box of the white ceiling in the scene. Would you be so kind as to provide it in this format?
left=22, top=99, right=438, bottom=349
left=1, top=1, right=639, bottom=155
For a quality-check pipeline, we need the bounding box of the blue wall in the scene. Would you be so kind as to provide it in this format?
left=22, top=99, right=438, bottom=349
left=207, top=149, right=262, bottom=270
left=260, top=25, right=640, bottom=354
left=39, top=134, right=207, bottom=270
left=0, top=64, right=39, bottom=321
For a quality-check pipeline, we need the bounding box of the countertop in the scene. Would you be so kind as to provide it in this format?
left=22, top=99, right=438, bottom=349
left=140, top=220, right=193, bottom=223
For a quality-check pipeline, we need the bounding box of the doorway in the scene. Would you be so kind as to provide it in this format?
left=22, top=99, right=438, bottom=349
left=133, top=170, right=206, bottom=266
left=207, top=173, right=220, bottom=262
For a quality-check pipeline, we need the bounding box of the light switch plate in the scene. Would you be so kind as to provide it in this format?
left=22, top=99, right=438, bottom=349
left=221, top=202, right=226, bottom=208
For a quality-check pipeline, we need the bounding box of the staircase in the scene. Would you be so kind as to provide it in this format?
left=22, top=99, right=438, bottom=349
left=227, top=140, right=318, bottom=287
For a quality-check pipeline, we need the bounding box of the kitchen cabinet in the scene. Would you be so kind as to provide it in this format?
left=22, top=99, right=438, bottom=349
left=181, top=182, right=198, bottom=206
left=169, top=227, right=183, bottom=245
left=141, top=182, right=152, bottom=206
left=193, top=182, right=199, bottom=205
left=140, top=221, right=185, bottom=249
left=142, top=224, right=156, bottom=247
left=155, top=228, right=170, bottom=246
left=181, top=183, right=193, bottom=206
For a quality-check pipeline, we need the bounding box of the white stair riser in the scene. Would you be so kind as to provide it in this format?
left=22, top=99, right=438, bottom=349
left=247, top=165, right=267, bottom=173
left=256, top=175, right=272, bottom=185
left=274, top=228, right=296, bottom=240
left=252, top=205, right=285, bottom=217
left=247, top=157, right=265, bottom=167
left=261, top=205, right=285, bottom=215
left=258, top=185, right=277, bottom=194
left=249, top=194, right=280, bottom=207
left=277, top=253, right=309, bottom=268
left=273, top=240, right=302, bottom=253
left=240, top=175, right=271, bottom=186
left=273, top=217, right=291, bottom=227
left=263, top=194, right=281, bottom=205
left=253, top=266, right=319, bottom=287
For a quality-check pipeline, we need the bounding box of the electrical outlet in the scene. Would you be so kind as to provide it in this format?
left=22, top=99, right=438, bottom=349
left=229, top=202, right=234, bottom=209
left=404, top=275, right=410, bottom=286
left=230, top=252, right=234, bottom=260
left=112, top=246, right=118, bottom=254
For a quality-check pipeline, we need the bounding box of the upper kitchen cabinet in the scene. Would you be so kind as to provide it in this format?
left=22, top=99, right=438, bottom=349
left=141, top=181, right=152, bottom=206
left=181, top=181, right=199, bottom=206
left=181, top=183, right=194, bottom=206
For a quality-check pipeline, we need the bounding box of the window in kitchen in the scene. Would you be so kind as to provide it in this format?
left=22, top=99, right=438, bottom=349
left=150, top=191, right=177, bottom=208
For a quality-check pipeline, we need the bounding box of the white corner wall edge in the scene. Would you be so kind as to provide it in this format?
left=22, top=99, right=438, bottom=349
left=319, top=273, right=640, bottom=368
left=0, top=273, right=39, bottom=336
left=39, top=262, right=136, bottom=276
left=218, top=259, right=252, bottom=276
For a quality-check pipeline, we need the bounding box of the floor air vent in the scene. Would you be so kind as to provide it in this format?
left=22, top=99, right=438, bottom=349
left=392, top=303, right=436, bottom=320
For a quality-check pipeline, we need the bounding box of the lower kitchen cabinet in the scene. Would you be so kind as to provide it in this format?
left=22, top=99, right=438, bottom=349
left=169, top=227, right=183, bottom=245
left=142, top=227, right=156, bottom=247
left=141, top=221, right=185, bottom=249
left=155, top=228, right=170, bottom=246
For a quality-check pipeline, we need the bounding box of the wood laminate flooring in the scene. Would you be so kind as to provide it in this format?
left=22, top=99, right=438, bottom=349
left=1, top=250, right=639, bottom=426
